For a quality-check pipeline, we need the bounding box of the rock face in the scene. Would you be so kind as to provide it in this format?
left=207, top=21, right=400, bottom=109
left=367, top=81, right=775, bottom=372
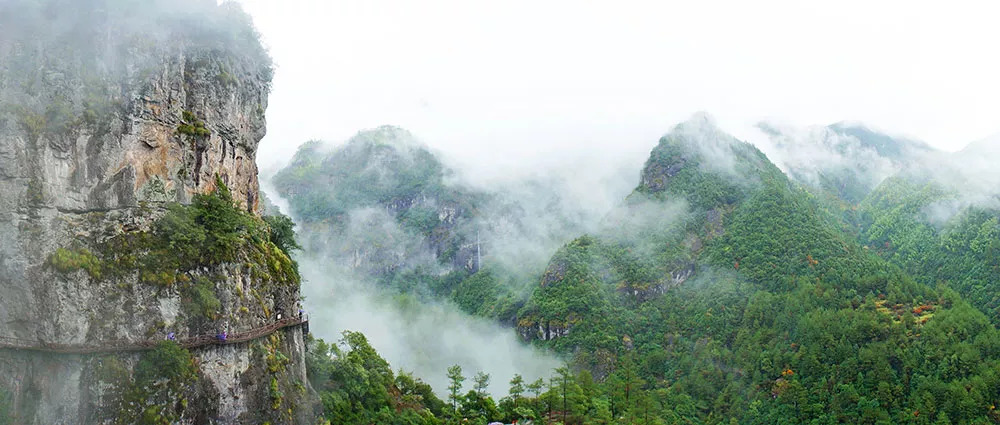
left=0, top=1, right=311, bottom=423
left=0, top=3, right=268, bottom=213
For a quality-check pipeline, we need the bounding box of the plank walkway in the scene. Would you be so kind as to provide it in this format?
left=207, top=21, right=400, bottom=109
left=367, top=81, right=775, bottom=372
left=0, top=317, right=308, bottom=354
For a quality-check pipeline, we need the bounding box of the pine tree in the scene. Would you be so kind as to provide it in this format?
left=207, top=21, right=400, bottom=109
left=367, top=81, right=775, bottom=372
left=447, top=364, right=465, bottom=420
left=474, top=371, right=491, bottom=397
left=509, top=374, right=525, bottom=409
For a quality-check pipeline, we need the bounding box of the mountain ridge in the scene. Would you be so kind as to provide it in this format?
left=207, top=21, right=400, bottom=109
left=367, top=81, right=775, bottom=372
left=282, top=114, right=1000, bottom=423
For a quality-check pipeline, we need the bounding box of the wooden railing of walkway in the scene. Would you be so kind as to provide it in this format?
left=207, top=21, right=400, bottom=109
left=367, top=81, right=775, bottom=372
left=0, top=317, right=308, bottom=355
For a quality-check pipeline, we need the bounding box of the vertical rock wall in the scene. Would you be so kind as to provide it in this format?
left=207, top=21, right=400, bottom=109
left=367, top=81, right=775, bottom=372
left=0, top=1, right=313, bottom=423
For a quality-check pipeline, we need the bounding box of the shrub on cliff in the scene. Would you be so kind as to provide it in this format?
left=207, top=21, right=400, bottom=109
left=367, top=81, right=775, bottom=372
left=157, top=204, right=207, bottom=263
left=181, top=277, right=221, bottom=320
left=264, top=214, right=301, bottom=254
left=50, top=179, right=301, bottom=287
left=49, top=247, right=102, bottom=279
left=0, top=388, right=10, bottom=425
left=136, top=341, right=197, bottom=385
left=118, top=341, right=199, bottom=425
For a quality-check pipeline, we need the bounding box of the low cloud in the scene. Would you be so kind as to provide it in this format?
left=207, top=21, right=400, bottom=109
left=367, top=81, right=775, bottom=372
left=298, top=256, right=561, bottom=397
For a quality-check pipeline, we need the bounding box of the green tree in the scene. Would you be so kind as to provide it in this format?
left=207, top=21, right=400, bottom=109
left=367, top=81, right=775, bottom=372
left=447, top=365, right=465, bottom=418
left=509, top=374, right=525, bottom=409
left=473, top=371, right=491, bottom=397
left=264, top=214, right=302, bottom=254
left=547, top=367, right=586, bottom=425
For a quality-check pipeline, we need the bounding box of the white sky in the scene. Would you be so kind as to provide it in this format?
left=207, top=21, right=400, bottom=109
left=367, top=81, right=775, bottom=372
left=235, top=0, right=1000, bottom=178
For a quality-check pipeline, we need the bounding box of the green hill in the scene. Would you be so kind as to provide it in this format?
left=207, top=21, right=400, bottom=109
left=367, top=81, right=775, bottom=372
left=273, top=126, right=484, bottom=290
left=283, top=118, right=1000, bottom=425
left=515, top=116, right=1000, bottom=424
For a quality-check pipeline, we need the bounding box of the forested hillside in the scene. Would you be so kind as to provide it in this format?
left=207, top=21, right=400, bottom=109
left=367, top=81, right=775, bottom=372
left=857, top=171, right=1000, bottom=326
left=273, top=126, right=482, bottom=277
left=284, top=117, right=1000, bottom=425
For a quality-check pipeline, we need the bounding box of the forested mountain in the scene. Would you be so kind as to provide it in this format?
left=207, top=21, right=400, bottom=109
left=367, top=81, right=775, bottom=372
left=757, top=121, right=934, bottom=205
left=281, top=117, right=1000, bottom=425
left=850, top=136, right=1000, bottom=327
left=272, top=126, right=485, bottom=292
left=273, top=126, right=596, bottom=320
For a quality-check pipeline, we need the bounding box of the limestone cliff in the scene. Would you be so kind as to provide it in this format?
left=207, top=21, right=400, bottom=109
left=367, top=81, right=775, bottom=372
left=0, top=1, right=312, bottom=423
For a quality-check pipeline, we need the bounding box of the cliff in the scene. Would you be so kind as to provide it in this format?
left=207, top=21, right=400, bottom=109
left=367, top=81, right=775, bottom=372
left=0, top=1, right=312, bottom=423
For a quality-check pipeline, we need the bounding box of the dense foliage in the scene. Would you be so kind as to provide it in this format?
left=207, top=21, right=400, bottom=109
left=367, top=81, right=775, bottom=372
left=507, top=130, right=1000, bottom=424
left=858, top=176, right=1000, bottom=324
left=307, top=332, right=446, bottom=425
left=49, top=178, right=300, bottom=288
left=298, top=121, right=1000, bottom=424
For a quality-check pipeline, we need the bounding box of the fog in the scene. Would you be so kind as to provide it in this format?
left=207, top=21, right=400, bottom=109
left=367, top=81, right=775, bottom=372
left=465, top=160, right=641, bottom=281
left=296, top=255, right=562, bottom=397
left=753, top=122, right=923, bottom=189
left=258, top=129, right=642, bottom=396
left=0, top=0, right=270, bottom=96
left=233, top=0, right=1000, bottom=399
left=236, top=0, right=1000, bottom=176
left=236, top=0, right=1000, bottom=223
left=920, top=135, right=1000, bottom=224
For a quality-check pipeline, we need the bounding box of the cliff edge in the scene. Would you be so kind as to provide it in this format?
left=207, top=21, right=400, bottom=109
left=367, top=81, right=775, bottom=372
left=0, top=1, right=312, bottom=423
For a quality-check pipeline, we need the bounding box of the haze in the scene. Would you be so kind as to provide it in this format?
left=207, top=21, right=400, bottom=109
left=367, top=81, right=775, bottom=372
left=234, top=0, right=1000, bottom=396
left=237, top=0, right=1000, bottom=179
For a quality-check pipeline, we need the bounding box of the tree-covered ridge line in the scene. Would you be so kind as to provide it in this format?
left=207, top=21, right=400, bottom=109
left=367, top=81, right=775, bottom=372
left=273, top=126, right=485, bottom=285
left=501, top=118, right=1000, bottom=424
left=856, top=176, right=1000, bottom=326
left=286, top=116, right=1000, bottom=424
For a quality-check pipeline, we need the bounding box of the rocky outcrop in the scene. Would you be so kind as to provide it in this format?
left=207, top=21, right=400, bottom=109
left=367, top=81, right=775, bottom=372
left=639, top=155, right=686, bottom=193
left=0, top=1, right=311, bottom=423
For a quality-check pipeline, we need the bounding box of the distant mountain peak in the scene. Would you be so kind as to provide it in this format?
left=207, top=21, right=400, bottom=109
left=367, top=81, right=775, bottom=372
left=754, top=120, right=937, bottom=203
left=670, top=112, right=731, bottom=141
left=957, top=132, right=1000, bottom=157
left=352, top=125, right=418, bottom=145
left=637, top=115, right=781, bottom=209
left=828, top=121, right=932, bottom=157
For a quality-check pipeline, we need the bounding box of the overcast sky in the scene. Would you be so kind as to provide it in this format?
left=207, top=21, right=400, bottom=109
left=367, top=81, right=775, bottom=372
left=235, top=0, right=1000, bottom=177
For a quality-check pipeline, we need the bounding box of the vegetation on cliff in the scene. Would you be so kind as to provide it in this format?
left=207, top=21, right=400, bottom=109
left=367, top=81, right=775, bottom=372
left=92, top=341, right=199, bottom=425
left=49, top=178, right=299, bottom=287
left=47, top=178, right=301, bottom=334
